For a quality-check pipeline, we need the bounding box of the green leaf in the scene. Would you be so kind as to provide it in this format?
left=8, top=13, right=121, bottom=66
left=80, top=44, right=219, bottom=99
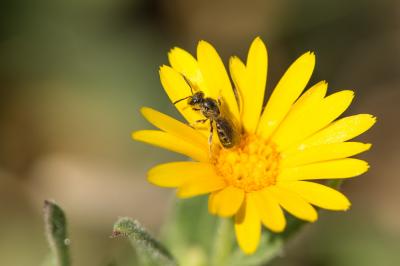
left=326, top=179, right=343, bottom=189
left=226, top=231, right=283, bottom=266
left=160, top=196, right=218, bottom=266
left=112, top=217, right=177, bottom=266
left=43, top=200, right=71, bottom=266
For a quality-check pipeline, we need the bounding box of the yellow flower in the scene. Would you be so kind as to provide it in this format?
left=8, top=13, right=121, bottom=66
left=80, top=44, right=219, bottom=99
left=132, top=37, right=376, bottom=254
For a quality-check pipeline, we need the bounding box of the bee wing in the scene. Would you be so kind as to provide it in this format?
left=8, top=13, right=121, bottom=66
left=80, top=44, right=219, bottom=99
left=218, top=96, right=242, bottom=136
left=229, top=56, right=246, bottom=114
left=228, top=72, right=244, bottom=115
left=233, top=85, right=243, bottom=115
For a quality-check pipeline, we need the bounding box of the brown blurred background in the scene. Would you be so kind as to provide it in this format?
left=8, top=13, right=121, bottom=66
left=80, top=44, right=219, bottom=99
left=0, top=0, right=399, bottom=265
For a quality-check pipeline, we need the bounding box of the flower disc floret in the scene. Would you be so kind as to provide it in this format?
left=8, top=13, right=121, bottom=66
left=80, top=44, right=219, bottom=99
left=212, top=134, right=280, bottom=192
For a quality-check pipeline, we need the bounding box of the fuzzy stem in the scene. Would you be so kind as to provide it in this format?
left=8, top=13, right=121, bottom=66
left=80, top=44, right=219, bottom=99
left=112, top=217, right=177, bottom=266
left=210, top=218, right=234, bottom=266
left=43, top=200, right=71, bottom=266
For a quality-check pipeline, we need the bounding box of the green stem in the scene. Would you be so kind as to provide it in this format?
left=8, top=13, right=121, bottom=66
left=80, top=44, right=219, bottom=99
left=112, top=217, right=177, bottom=266
left=43, top=200, right=71, bottom=266
left=210, top=218, right=234, bottom=266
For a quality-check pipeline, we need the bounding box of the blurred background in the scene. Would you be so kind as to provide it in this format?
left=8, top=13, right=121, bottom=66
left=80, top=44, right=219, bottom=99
left=0, top=0, right=399, bottom=265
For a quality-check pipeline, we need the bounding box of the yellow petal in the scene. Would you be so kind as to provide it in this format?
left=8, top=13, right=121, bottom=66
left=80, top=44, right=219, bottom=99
left=268, top=186, right=318, bottom=222
left=168, top=47, right=206, bottom=90
left=132, top=130, right=208, bottom=162
left=208, top=186, right=244, bottom=217
left=159, top=65, right=204, bottom=124
left=291, top=114, right=377, bottom=152
left=229, top=56, right=246, bottom=113
left=281, top=142, right=372, bottom=167
left=278, top=181, right=351, bottom=210
left=177, top=173, right=226, bottom=198
left=197, top=40, right=240, bottom=121
left=275, top=90, right=354, bottom=151
left=140, top=107, right=208, bottom=150
left=272, top=81, right=328, bottom=149
left=257, top=52, right=316, bottom=139
left=147, top=162, right=214, bottom=187
left=288, top=80, right=328, bottom=109
left=240, top=37, right=268, bottom=133
left=252, top=190, right=286, bottom=232
left=234, top=194, right=261, bottom=254
left=278, top=158, right=369, bottom=181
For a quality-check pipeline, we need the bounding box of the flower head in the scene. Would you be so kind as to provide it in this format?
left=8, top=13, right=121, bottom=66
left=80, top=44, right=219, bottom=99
left=132, top=37, right=375, bottom=254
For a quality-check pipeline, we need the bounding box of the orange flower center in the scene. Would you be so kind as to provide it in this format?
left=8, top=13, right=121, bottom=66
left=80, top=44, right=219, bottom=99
left=212, top=134, right=281, bottom=192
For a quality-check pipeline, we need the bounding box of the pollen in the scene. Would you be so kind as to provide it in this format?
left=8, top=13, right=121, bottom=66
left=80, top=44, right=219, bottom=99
left=212, top=134, right=281, bottom=192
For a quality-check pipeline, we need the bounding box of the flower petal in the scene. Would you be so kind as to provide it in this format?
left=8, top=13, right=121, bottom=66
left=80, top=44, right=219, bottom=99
left=275, top=90, right=355, bottom=151
left=240, top=37, right=268, bottom=133
left=168, top=47, right=206, bottom=90
left=177, top=173, right=226, bottom=198
left=208, top=186, right=244, bottom=217
left=278, top=158, right=369, bottom=181
left=270, top=81, right=327, bottom=148
left=268, top=186, right=318, bottom=222
left=278, top=181, right=351, bottom=211
left=287, top=80, right=328, bottom=109
left=159, top=65, right=205, bottom=124
left=147, top=162, right=214, bottom=187
left=257, top=52, right=316, bottom=139
left=229, top=56, right=246, bottom=113
left=295, top=114, right=377, bottom=150
left=132, top=130, right=209, bottom=162
left=272, top=81, right=328, bottom=142
left=252, top=190, right=286, bottom=232
left=281, top=142, right=372, bottom=167
left=234, top=194, right=261, bottom=254
left=197, top=40, right=240, bottom=121
left=140, top=107, right=208, bottom=150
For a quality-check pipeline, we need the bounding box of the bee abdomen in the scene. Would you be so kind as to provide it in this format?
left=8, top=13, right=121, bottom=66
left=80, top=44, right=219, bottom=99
left=215, top=118, right=236, bottom=148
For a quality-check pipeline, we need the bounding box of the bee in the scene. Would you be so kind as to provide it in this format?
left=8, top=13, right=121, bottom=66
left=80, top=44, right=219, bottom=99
left=173, top=77, right=240, bottom=149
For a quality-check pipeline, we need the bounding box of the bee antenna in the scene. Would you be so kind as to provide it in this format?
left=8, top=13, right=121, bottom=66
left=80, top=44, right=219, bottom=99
left=173, top=96, right=191, bottom=105
left=182, top=75, right=195, bottom=95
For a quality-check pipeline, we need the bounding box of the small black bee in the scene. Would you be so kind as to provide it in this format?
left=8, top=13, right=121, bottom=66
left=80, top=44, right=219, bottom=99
left=173, top=77, right=240, bottom=149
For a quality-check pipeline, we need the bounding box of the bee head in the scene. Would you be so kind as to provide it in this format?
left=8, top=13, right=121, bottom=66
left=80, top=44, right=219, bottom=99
left=189, top=91, right=205, bottom=105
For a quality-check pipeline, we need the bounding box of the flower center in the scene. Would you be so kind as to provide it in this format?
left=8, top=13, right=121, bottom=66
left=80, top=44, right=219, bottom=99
left=212, top=134, right=281, bottom=192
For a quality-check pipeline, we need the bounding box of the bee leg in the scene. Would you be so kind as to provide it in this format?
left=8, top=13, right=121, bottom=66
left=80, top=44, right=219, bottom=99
left=190, top=118, right=208, bottom=128
left=208, top=120, right=214, bottom=153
